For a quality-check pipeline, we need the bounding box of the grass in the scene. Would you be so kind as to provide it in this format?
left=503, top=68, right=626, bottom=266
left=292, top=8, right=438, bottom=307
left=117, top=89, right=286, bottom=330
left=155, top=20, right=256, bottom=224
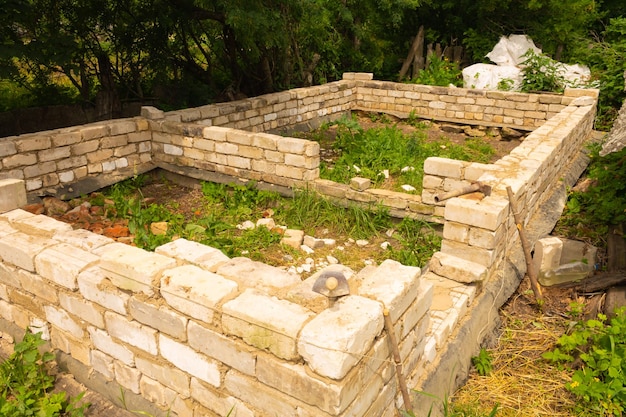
left=313, top=114, right=495, bottom=193
left=90, top=175, right=442, bottom=273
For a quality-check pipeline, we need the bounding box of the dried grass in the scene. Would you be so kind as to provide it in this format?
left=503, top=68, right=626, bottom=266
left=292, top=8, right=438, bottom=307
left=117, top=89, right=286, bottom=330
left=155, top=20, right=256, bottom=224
left=451, top=286, right=582, bottom=417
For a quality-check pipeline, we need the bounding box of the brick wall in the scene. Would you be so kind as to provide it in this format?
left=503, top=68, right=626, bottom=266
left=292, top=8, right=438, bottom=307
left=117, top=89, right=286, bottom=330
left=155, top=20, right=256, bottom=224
left=0, top=74, right=599, bottom=415
left=0, top=187, right=432, bottom=416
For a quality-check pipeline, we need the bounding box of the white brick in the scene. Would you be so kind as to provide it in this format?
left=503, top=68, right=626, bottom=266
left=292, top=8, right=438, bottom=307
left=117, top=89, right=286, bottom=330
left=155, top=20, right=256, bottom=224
left=444, top=196, right=509, bottom=231
left=98, top=243, right=176, bottom=295
left=135, top=356, right=190, bottom=397
left=77, top=267, right=129, bottom=315
left=59, top=293, right=104, bottom=328
left=35, top=243, right=99, bottom=289
left=17, top=269, right=58, bottom=303
left=0, top=179, right=27, bottom=213
left=429, top=251, right=488, bottom=283
left=216, top=257, right=301, bottom=292
left=44, top=305, right=84, bottom=339
left=12, top=214, right=73, bottom=237
left=161, top=265, right=238, bottom=323
left=424, top=157, right=464, bottom=178
left=159, top=335, right=221, bottom=387
left=116, top=361, right=141, bottom=394
left=140, top=376, right=178, bottom=408
left=88, top=326, right=135, bottom=365
left=223, top=289, right=314, bottom=360
left=105, top=312, right=157, bottom=355
left=0, top=231, right=55, bottom=271
left=54, top=229, right=113, bottom=252
left=91, top=350, right=114, bottom=380
left=155, top=239, right=229, bottom=271
left=358, top=259, right=421, bottom=322
left=129, top=297, right=187, bottom=340
left=399, top=279, right=433, bottom=339
left=187, top=321, right=256, bottom=376
left=298, top=296, right=384, bottom=380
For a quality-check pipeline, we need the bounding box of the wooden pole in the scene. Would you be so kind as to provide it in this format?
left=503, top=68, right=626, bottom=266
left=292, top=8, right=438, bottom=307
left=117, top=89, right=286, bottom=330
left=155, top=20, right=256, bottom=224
left=399, top=25, right=424, bottom=81
left=506, top=186, right=544, bottom=307
left=383, top=308, right=413, bottom=414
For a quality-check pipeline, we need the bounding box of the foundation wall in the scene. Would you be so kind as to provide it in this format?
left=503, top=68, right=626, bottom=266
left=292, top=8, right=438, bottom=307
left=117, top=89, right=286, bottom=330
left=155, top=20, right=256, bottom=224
left=0, top=74, right=599, bottom=416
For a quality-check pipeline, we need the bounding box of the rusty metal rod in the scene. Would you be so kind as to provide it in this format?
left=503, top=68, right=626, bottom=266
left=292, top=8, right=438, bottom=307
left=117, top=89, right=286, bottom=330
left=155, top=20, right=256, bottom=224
left=383, top=308, right=413, bottom=414
left=434, top=182, right=486, bottom=203
left=506, top=186, right=544, bottom=308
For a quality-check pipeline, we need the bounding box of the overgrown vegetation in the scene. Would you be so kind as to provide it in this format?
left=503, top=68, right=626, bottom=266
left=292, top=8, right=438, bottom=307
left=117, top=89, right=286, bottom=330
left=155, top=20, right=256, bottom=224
left=317, top=115, right=495, bottom=192
left=543, top=307, right=626, bottom=416
left=0, top=331, right=89, bottom=417
left=99, top=175, right=441, bottom=269
left=410, top=55, right=463, bottom=87
left=554, top=145, right=626, bottom=250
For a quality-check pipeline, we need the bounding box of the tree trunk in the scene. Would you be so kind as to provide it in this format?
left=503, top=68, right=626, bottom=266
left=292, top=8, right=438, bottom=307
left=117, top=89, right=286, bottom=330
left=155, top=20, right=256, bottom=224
left=95, top=53, right=121, bottom=120
left=608, top=223, right=626, bottom=271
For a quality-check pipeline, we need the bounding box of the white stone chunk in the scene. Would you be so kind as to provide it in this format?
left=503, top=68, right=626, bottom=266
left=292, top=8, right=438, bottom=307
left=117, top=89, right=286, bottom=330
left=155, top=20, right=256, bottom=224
left=53, top=229, right=113, bottom=251
left=0, top=231, right=55, bottom=272
left=298, top=296, right=383, bottom=380
left=216, top=257, right=301, bottom=291
left=159, top=335, right=221, bottom=387
left=444, top=196, right=509, bottom=231
left=0, top=179, right=26, bottom=213
left=155, top=239, right=229, bottom=271
left=429, top=251, right=488, bottom=283
left=35, top=243, right=99, bottom=290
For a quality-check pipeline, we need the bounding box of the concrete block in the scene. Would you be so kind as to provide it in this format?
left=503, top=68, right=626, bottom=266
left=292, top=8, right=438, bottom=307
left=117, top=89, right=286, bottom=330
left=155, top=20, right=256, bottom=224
left=216, top=257, right=301, bottom=292
left=77, top=267, right=129, bottom=315
left=429, top=251, right=488, bottom=283
left=104, top=312, right=157, bottom=355
left=159, top=334, right=221, bottom=387
left=154, top=239, right=230, bottom=272
left=98, top=243, right=176, bottom=296
left=298, top=295, right=384, bottom=380
left=223, top=289, right=314, bottom=360
left=358, top=259, right=421, bottom=322
left=88, top=326, right=135, bottom=366
left=160, top=265, right=238, bottom=323
left=129, top=297, right=187, bottom=340
left=187, top=321, right=256, bottom=376
left=0, top=231, right=56, bottom=272
left=35, top=243, right=99, bottom=290
left=0, top=179, right=27, bottom=213
left=135, top=356, right=190, bottom=397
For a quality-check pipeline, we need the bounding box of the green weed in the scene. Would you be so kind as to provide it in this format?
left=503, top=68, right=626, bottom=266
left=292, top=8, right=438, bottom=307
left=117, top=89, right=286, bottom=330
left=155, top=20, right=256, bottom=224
left=0, top=331, right=89, bottom=416
left=385, top=219, right=441, bottom=267
left=471, top=348, right=493, bottom=376
left=543, top=307, right=626, bottom=415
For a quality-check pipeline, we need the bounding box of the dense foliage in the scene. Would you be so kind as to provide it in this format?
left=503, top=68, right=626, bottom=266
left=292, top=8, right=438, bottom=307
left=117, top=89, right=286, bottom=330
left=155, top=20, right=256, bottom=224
left=1, top=0, right=624, bottom=115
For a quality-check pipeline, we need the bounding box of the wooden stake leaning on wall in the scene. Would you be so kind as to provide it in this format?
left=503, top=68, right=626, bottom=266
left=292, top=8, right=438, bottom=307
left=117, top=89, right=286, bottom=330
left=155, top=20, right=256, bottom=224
left=383, top=308, right=413, bottom=414
left=506, top=186, right=545, bottom=308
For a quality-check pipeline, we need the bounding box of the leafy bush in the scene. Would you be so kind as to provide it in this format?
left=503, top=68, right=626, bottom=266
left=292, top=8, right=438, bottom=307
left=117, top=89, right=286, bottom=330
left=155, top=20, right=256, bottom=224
left=411, top=55, right=464, bottom=87
left=471, top=348, right=493, bottom=376
left=543, top=308, right=626, bottom=416
left=520, top=50, right=567, bottom=93
left=0, top=331, right=89, bottom=416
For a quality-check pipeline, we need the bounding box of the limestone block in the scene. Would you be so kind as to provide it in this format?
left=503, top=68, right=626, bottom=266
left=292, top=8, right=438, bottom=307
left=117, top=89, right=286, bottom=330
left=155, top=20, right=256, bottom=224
left=98, top=243, right=176, bottom=296
left=141, top=106, right=165, bottom=119
left=109, top=120, right=137, bottom=136
left=0, top=140, right=17, bottom=157
left=77, top=267, right=129, bottom=315
left=429, top=251, right=488, bottom=283
left=135, top=356, right=190, bottom=397
left=398, top=279, right=433, bottom=339
left=298, top=295, right=384, bottom=380
left=35, top=243, right=99, bottom=290
left=0, top=179, right=26, bottom=213
left=159, top=334, right=221, bottom=387
left=104, top=311, right=158, bottom=355
left=358, top=259, right=421, bottom=322
left=0, top=231, right=56, bottom=272
left=444, top=196, right=509, bottom=231
left=88, top=327, right=135, bottom=366
left=469, top=225, right=504, bottom=250
left=443, top=221, right=469, bottom=243
left=223, top=289, right=314, bottom=360
left=91, top=350, right=114, bottom=380
left=187, top=320, right=256, bottom=376
left=280, top=229, right=304, bottom=249
left=129, top=297, right=187, bottom=340
left=216, top=257, right=301, bottom=292
left=44, top=305, right=84, bottom=339
left=160, top=264, right=238, bottom=323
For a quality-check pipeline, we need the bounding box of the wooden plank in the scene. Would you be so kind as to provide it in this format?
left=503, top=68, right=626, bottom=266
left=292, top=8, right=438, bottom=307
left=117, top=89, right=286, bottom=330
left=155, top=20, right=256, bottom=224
left=399, top=25, right=424, bottom=81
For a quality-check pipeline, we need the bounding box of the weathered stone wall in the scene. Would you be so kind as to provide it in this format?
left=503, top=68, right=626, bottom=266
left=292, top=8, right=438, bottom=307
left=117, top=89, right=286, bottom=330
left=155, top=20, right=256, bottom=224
left=0, top=184, right=432, bottom=416
left=0, top=74, right=600, bottom=416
